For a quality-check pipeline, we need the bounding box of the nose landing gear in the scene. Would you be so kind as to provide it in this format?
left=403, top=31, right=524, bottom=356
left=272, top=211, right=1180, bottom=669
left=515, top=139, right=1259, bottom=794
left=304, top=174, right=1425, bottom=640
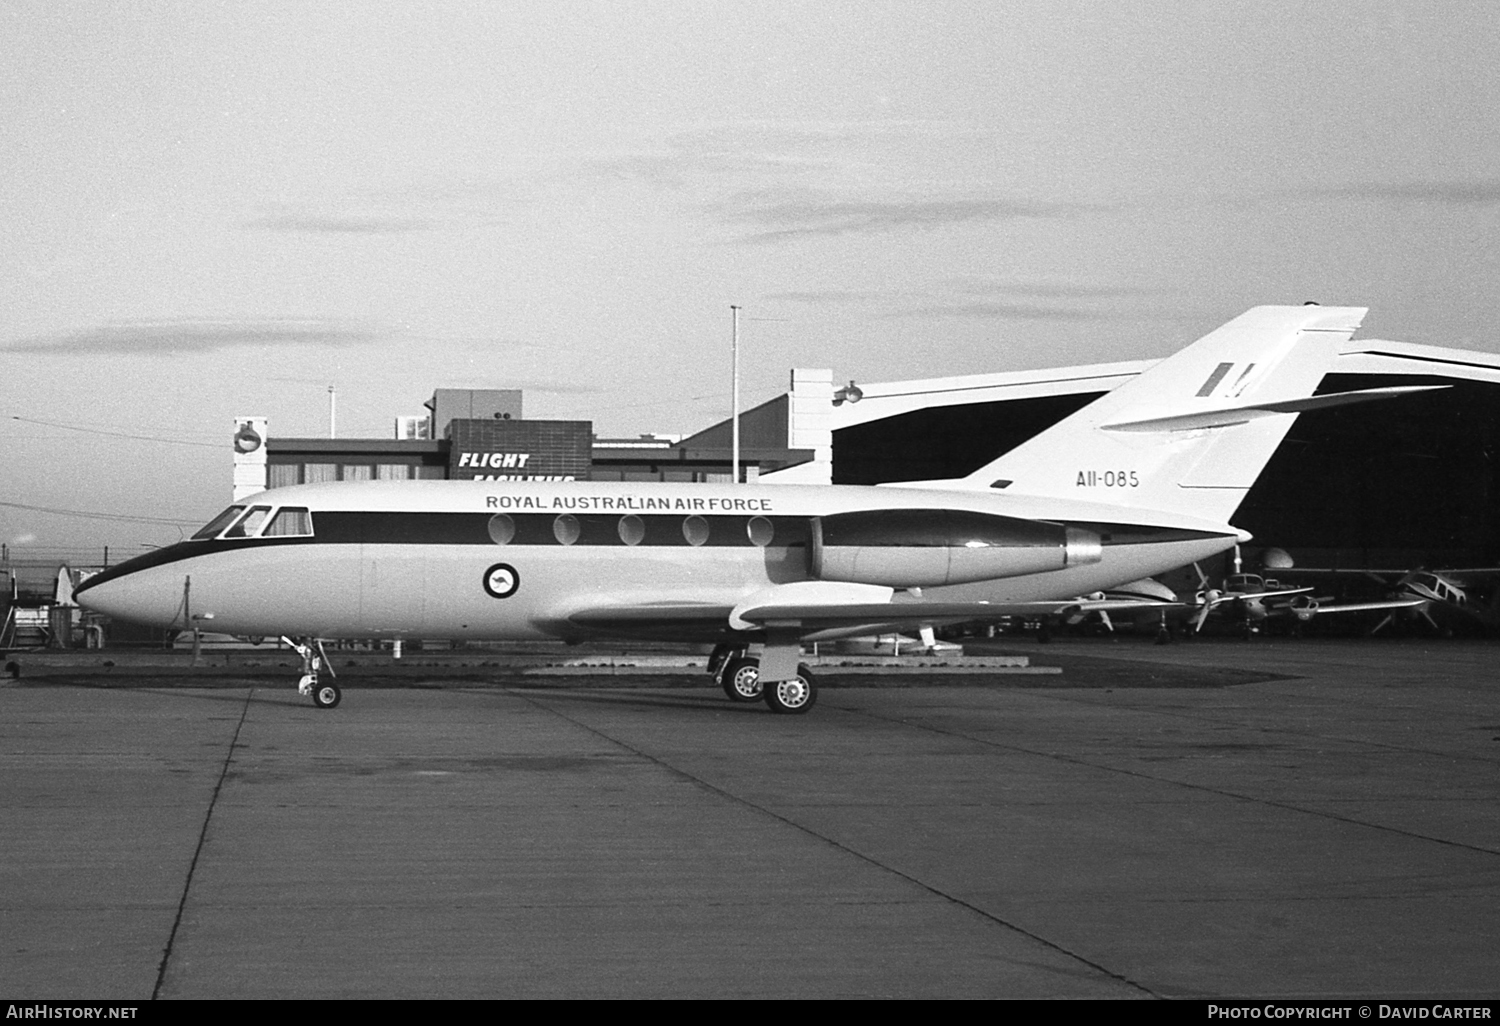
left=284, top=637, right=341, bottom=709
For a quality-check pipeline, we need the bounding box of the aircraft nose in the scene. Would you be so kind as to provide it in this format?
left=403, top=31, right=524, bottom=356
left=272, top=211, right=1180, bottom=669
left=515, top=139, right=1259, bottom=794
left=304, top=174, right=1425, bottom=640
left=74, top=563, right=187, bottom=628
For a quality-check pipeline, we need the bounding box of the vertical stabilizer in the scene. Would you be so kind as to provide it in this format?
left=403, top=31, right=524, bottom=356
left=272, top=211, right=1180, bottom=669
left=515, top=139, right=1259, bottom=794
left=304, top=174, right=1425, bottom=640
left=956, top=306, right=1367, bottom=523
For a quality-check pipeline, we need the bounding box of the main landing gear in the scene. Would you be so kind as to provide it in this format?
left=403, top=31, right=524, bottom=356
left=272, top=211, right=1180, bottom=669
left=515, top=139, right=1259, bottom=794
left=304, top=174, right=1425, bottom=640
left=284, top=637, right=341, bottom=709
left=708, top=645, right=817, bottom=714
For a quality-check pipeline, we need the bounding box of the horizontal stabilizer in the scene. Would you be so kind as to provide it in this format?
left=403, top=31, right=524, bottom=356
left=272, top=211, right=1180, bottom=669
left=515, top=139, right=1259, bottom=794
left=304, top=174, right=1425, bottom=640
left=1101, top=385, right=1447, bottom=433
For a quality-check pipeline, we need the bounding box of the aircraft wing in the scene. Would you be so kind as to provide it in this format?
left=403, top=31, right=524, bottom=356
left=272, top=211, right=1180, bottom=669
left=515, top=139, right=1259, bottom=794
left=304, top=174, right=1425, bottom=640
left=1297, top=597, right=1428, bottom=616
left=1076, top=598, right=1183, bottom=612
left=565, top=594, right=1090, bottom=635
left=730, top=599, right=1089, bottom=630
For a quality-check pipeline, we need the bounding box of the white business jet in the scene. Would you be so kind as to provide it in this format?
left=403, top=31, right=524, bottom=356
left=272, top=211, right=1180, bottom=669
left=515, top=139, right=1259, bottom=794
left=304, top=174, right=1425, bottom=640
left=75, top=306, right=1438, bottom=713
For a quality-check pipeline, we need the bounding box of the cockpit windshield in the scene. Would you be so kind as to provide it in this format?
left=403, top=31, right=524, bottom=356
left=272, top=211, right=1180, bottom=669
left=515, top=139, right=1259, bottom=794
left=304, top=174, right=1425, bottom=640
left=191, top=504, right=315, bottom=540
left=192, top=506, right=245, bottom=540
left=264, top=507, right=313, bottom=537
left=225, top=506, right=272, bottom=538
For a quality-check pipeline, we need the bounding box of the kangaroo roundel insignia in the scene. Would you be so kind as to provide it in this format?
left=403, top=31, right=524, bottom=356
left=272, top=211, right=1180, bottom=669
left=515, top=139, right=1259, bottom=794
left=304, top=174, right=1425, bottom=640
left=482, top=563, right=520, bottom=599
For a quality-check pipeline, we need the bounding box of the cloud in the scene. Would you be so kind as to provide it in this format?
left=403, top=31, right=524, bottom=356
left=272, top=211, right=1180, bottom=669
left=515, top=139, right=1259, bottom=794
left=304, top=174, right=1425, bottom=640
left=241, top=192, right=518, bottom=234
left=580, top=119, right=990, bottom=191
left=1197, top=179, right=1500, bottom=212
left=1296, top=180, right=1500, bottom=205
left=245, top=212, right=438, bottom=234
left=760, top=289, right=899, bottom=305
left=761, top=279, right=1167, bottom=319
left=725, top=194, right=1096, bottom=243
left=883, top=302, right=1127, bottom=322
left=2, top=318, right=378, bottom=355
left=943, top=278, right=1168, bottom=300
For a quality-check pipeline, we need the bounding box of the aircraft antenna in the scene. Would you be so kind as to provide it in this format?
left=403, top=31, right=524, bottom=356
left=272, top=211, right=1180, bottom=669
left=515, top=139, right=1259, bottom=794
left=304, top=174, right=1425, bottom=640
left=328, top=384, right=337, bottom=439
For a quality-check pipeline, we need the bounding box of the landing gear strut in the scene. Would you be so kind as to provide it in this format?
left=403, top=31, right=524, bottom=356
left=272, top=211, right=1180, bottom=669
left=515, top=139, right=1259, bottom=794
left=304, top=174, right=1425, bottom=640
left=284, top=636, right=341, bottom=709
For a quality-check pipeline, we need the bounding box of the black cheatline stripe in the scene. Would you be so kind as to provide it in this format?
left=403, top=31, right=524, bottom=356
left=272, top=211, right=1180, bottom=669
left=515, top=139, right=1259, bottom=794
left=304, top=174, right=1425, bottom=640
left=315, top=511, right=808, bottom=547
left=74, top=537, right=318, bottom=594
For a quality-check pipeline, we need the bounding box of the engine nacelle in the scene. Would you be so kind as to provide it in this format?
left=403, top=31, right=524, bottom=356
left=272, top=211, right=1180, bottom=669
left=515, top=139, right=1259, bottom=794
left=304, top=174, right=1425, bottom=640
left=1289, top=595, right=1319, bottom=621
left=810, top=509, right=1103, bottom=588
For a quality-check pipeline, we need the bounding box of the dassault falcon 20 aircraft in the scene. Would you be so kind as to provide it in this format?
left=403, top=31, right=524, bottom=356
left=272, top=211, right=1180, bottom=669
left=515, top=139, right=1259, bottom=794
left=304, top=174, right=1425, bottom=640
left=76, top=305, right=1437, bottom=713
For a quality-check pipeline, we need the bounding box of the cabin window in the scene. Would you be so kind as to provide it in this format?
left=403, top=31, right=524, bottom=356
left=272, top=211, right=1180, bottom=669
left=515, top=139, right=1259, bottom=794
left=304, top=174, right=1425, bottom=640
left=488, top=513, right=516, bottom=545
left=618, top=515, right=645, bottom=546
left=553, top=514, right=581, bottom=545
left=683, top=515, right=709, bottom=547
left=747, top=516, right=774, bottom=547
left=264, top=507, right=313, bottom=537
left=192, top=506, right=245, bottom=540
left=225, top=506, right=272, bottom=538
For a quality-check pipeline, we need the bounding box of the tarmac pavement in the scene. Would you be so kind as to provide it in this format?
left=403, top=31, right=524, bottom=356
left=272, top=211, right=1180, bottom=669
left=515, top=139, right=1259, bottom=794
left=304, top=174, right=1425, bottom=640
left=2, top=638, right=1497, bottom=999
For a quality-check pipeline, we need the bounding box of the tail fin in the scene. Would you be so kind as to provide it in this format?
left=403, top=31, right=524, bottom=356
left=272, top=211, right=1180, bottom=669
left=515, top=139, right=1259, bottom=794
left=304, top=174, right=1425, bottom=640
left=953, top=306, right=1369, bottom=523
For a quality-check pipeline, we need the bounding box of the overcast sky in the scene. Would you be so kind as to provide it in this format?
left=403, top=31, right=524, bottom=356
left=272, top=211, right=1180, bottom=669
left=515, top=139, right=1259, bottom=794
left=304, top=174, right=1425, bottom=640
left=5, top=0, right=1500, bottom=554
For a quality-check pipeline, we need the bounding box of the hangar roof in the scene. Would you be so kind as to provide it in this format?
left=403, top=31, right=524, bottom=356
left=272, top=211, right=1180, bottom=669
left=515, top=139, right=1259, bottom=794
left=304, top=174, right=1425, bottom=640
left=826, top=338, right=1500, bottom=430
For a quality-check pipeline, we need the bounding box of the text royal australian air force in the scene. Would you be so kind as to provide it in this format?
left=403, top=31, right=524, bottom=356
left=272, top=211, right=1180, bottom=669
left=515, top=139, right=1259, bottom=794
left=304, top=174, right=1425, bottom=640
left=487, top=492, right=775, bottom=512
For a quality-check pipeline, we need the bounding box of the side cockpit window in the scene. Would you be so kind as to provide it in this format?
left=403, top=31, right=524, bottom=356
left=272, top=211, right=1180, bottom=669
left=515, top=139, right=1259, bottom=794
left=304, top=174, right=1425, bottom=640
left=192, top=506, right=245, bottom=540
left=264, top=507, right=313, bottom=537
left=225, top=506, right=272, bottom=538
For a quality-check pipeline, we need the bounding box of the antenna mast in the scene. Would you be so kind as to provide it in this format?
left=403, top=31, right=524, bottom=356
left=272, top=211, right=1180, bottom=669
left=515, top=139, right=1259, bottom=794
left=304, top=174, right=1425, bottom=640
left=730, top=305, right=740, bottom=485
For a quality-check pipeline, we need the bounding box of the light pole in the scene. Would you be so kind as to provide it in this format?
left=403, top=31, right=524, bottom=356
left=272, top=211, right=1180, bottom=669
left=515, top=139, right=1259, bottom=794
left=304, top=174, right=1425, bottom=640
left=730, top=305, right=740, bottom=485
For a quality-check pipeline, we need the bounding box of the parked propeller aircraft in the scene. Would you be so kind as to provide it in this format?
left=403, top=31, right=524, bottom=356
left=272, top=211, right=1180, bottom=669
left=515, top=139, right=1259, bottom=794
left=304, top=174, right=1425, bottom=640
left=1282, top=567, right=1500, bottom=635
left=1011, top=578, right=1181, bottom=642
left=1182, top=547, right=1431, bottom=636
left=75, top=305, right=1441, bottom=712
left=1032, top=555, right=1432, bottom=642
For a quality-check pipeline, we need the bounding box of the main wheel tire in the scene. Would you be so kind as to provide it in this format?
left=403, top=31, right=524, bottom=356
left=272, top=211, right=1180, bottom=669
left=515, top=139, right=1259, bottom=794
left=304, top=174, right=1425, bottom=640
left=763, top=665, right=816, bottom=715
left=312, top=682, right=342, bottom=709
left=721, top=657, right=763, bottom=702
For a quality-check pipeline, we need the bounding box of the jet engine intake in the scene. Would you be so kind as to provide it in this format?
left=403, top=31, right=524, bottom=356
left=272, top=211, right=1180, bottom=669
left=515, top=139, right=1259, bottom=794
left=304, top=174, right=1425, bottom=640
left=810, top=509, right=1102, bottom=588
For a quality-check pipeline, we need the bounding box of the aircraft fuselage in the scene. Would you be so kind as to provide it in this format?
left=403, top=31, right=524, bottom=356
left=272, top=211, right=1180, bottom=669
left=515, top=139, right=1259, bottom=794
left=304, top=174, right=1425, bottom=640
left=76, top=479, right=1244, bottom=643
